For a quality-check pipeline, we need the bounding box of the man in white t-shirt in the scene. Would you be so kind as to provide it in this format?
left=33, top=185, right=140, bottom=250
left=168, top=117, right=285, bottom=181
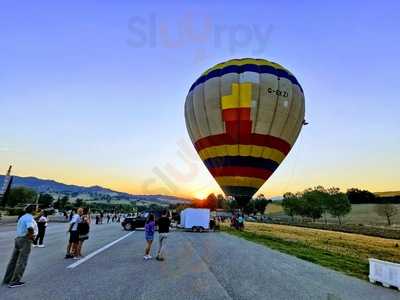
left=65, top=208, right=81, bottom=259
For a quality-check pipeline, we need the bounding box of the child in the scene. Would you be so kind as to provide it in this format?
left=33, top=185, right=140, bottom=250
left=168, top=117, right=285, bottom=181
left=144, top=214, right=155, bottom=260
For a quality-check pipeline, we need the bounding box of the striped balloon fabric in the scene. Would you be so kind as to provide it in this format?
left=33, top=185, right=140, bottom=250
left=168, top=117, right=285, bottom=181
left=184, top=58, right=305, bottom=205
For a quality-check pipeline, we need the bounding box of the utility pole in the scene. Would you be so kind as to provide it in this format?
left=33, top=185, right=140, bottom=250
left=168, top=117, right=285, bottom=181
left=36, top=193, right=40, bottom=212
left=0, top=165, right=13, bottom=206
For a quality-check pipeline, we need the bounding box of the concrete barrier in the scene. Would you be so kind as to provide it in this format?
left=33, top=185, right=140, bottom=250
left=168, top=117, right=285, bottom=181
left=369, top=258, right=400, bottom=290
left=0, top=215, right=69, bottom=225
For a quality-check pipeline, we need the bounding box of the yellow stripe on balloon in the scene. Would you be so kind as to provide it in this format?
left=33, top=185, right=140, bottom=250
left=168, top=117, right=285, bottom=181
left=202, top=58, right=290, bottom=76
left=221, top=83, right=239, bottom=109
left=221, top=83, right=252, bottom=110
left=215, top=176, right=265, bottom=189
left=226, top=145, right=239, bottom=156
left=240, top=83, right=252, bottom=107
left=198, top=145, right=285, bottom=163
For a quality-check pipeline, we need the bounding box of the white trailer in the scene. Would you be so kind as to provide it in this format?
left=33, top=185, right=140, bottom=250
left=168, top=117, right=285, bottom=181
left=180, top=208, right=210, bottom=231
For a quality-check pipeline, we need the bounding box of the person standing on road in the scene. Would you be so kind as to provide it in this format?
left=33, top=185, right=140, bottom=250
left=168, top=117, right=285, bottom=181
left=231, top=214, right=237, bottom=229
left=144, top=213, right=155, bottom=260
left=33, top=211, right=48, bottom=248
left=76, top=207, right=91, bottom=258
left=65, top=208, right=81, bottom=259
left=156, top=210, right=170, bottom=261
left=3, top=206, right=37, bottom=288
left=238, top=214, right=244, bottom=230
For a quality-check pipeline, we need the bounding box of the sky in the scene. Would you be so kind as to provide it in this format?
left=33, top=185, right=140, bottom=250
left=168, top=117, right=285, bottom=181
left=1, top=0, right=399, bottom=199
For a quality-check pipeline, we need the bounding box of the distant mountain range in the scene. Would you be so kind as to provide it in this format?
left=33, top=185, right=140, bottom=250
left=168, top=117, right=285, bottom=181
left=0, top=175, right=191, bottom=205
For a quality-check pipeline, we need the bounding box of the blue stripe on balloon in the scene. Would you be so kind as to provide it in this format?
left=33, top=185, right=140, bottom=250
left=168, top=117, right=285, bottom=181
left=222, top=186, right=258, bottom=198
left=203, top=156, right=279, bottom=171
left=189, top=64, right=303, bottom=93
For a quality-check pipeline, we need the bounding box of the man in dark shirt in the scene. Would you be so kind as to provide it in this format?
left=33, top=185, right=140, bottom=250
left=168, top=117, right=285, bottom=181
left=156, top=210, right=170, bottom=261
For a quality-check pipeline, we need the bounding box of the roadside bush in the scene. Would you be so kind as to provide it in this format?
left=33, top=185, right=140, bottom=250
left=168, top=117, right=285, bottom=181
left=327, top=192, right=351, bottom=224
left=282, top=193, right=301, bottom=221
left=302, top=190, right=324, bottom=221
left=5, top=187, right=37, bottom=207
left=5, top=208, right=24, bottom=216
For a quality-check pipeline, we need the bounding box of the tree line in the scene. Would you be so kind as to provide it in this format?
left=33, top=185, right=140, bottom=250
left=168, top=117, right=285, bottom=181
left=282, top=186, right=351, bottom=224
left=0, top=186, right=139, bottom=214
left=282, top=186, right=399, bottom=225
left=347, top=188, right=400, bottom=204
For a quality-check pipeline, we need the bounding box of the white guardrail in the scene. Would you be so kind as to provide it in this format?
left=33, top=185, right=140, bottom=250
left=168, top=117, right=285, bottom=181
left=369, top=258, right=400, bottom=290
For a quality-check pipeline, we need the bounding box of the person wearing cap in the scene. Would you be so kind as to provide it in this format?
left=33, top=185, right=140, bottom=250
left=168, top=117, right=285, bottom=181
left=3, top=206, right=37, bottom=288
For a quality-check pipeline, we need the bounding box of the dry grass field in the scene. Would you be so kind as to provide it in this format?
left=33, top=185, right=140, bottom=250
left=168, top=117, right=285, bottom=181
left=243, top=222, right=400, bottom=263
left=265, top=203, right=284, bottom=214
left=222, top=222, right=400, bottom=279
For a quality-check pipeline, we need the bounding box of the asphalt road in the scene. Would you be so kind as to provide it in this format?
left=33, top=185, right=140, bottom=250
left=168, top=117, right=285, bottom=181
left=0, top=223, right=398, bottom=300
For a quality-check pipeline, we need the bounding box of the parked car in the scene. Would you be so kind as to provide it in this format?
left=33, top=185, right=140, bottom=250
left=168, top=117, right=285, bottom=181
left=121, top=211, right=161, bottom=231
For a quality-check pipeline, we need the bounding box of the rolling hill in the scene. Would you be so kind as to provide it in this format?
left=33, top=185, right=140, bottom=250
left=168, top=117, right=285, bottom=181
left=0, top=175, right=191, bottom=205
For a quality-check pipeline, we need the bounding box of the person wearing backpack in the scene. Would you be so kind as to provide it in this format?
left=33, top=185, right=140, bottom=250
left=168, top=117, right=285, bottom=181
left=77, top=207, right=91, bottom=258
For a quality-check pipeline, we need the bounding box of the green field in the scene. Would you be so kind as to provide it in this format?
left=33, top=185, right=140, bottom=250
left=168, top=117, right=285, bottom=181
left=266, top=203, right=400, bottom=226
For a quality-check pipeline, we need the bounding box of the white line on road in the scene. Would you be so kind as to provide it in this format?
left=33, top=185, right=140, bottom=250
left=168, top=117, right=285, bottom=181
left=67, top=231, right=135, bottom=269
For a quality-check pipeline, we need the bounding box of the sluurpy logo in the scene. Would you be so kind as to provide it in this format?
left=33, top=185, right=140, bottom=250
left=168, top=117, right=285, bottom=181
left=127, top=12, right=274, bottom=63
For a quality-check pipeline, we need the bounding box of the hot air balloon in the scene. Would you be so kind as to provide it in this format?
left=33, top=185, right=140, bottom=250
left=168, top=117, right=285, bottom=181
left=184, top=58, right=305, bottom=206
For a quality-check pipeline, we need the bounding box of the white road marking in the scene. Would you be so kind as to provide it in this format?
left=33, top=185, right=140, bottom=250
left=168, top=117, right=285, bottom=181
left=67, top=231, right=135, bottom=269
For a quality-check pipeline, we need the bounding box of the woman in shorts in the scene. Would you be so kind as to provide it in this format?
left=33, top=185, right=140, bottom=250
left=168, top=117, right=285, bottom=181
left=144, top=214, right=155, bottom=260
left=77, top=208, right=91, bottom=258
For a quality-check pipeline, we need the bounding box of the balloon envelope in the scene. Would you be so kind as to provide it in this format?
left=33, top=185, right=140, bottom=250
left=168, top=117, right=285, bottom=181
left=184, top=58, right=305, bottom=205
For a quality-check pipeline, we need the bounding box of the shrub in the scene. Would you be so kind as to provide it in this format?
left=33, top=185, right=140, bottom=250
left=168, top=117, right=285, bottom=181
left=5, top=208, right=25, bottom=216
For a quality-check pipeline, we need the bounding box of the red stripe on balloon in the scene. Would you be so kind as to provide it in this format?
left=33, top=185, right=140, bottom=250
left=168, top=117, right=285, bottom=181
left=208, top=167, right=273, bottom=180
left=194, top=133, right=291, bottom=155
left=222, top=108, right=251, bottom=121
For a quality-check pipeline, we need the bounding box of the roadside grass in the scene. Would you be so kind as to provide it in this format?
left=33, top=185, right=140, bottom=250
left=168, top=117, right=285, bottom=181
left=222, top=223, right=400, bottom=280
